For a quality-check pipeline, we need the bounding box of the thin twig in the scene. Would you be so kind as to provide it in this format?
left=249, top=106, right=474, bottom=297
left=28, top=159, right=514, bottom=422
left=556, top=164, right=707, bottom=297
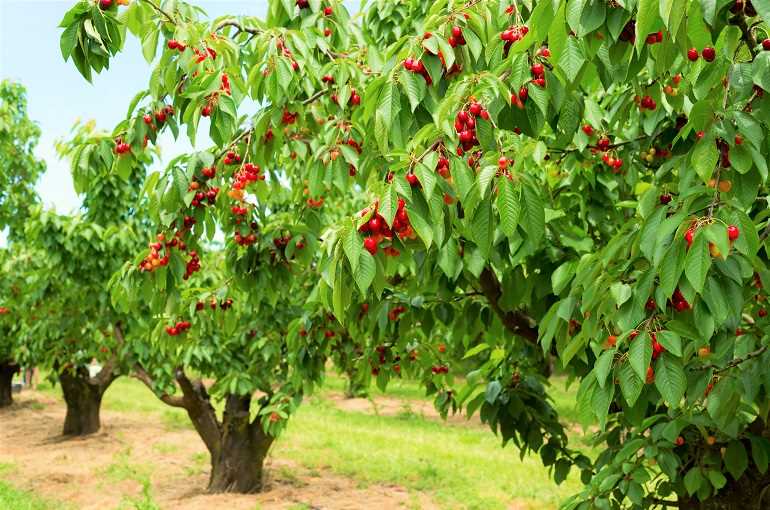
left=214, top=20, right=261, bottom=36
left=140, top=0, right=175, bottom=24
left=694, top=345, right=768, bottom=374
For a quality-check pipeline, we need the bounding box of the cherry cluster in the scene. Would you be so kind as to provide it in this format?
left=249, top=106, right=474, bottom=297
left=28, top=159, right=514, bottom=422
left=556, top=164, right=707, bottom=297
left=359, top=199, right=412, bottom=255
left=166, top=39, right=187, bottom=52
left=189, top=183, right=219, bottom=208
left=670, top=288, right=691, bottom=312
left=687, top=47, right=716, bottom=62
left=165, top=320, right=191, bottom=336
left=387, top=305, right=407, bottom=321
left=193, top=46, right=217, bottom=64
left=447, top=26, right=466, bottom=48
left=428, top=149, right=449, bottom=178
left=639, top=95, right=657, bottom=111
left=645, top=31, right=664, bottom=45
left=403, top=57, right=432, bottom=85
left=455, top=102, right=489, bottom=154
left=139, top=234, right=170, bottom=271
left=306, top=197, right=324, bottom=208
left=275, top=39, right=300, bottom=71
left=195, top=297, right=233, bottom=311
left=281, top=109, right=297, bottom=125
left=232, top=162, right=264, bottom=193
left=530, top=62, right=546, bottom=88
left=619, top=20, right=636, bottom=43
left=500, top=24, right=529, bottom=57
left=143, top=105, right=174, bottom=127
left=431, top=365, right=449, bottom=374
left=114, top=139, right=131, bottom=155
left=184, top=250, right=200, bottom=280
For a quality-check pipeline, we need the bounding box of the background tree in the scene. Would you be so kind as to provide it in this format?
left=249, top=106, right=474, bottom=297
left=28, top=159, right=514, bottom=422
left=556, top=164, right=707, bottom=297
left=0, top=79, right=46, bottom=407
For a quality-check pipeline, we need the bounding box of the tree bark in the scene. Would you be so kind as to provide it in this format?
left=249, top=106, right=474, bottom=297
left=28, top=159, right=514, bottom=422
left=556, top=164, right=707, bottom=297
left=59, top=366, right=115, bottom=436
left=0, top=361, right=18, bottom=408
left=207, top=394, right=273, bottom=493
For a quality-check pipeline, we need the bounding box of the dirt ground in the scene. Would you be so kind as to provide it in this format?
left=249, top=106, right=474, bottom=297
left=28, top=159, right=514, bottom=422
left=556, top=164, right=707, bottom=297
left=0, top=391, right=438, bottom=510
left=327, top=392, right=482, bottom=427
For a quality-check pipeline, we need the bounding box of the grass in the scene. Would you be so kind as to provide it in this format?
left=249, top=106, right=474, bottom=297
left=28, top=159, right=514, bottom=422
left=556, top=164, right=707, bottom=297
left=0, top=463, right=68, bottom=510
left=25, top=370, right=585, bottom=509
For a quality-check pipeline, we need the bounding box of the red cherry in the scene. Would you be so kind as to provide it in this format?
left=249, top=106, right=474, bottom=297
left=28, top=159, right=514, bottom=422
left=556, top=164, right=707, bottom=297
left=143, top=114, right=153, bottom=125
left=696, top=131, right=705, bottom=140
left=167, top=40, right=179, bottom=50
left=469, top=102, right=482, bottom=117
left=457, top=111, right=469, bottom=124
left=498, top=157, right=508, bottom=169
left=99, top=0, right=113, bottom=9
left=727, top=225, right=740, bottom=241
left=324, top=28, right=332, bottom=37
left=582, top=124, right=593, bottom=136
left=364, top=237, right=378, bottom=255
left=518, top=86, right=528, bottom=101
left=202, top=105, right=212, bottom=117
left=323, top=6, right=333, bottom=15
left=702, top=47, right=716, bottom=62
left=530, top=63, right=544, bottom=76
left=645, top=366, right=655, bottom=384
left=406, top=173, right=419, bottom=186
left=762, top=39, right=770, bottom=51
left=687, top=48, right=699, bottom=61
left=685, top=228, right=695, bottom=248
left=759, top=308, right=768, bottom=318
left=675, top=436, right=685, bottom=446
left=735, top=134, right=743, bottom=145
left=451, top=26, right=463, bottom=38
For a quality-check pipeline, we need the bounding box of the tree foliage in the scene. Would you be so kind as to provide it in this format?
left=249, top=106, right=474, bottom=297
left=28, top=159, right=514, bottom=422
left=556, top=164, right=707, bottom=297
left=57, top=0, right=770, bottom=506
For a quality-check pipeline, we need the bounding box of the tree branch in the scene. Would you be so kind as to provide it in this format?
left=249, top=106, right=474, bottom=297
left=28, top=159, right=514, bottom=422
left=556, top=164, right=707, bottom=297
left=649, top=497, right=681, bottom=508
left=139, top=0, right=175, bottom=25
left=214, top=20, right=261, bottom=36
left=694, top=345, right=768, bottom=374
left=478, top=266, right=539, bottom=343
left=88, top=322, right=124, bottom=388
left=132, top=363, right=187, bottom=409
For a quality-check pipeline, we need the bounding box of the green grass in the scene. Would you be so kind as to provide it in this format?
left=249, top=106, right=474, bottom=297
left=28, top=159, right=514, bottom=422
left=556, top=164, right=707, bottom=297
left=273, top=396, right=581, bottom=510
left=0, top=464, right=67, bottom=510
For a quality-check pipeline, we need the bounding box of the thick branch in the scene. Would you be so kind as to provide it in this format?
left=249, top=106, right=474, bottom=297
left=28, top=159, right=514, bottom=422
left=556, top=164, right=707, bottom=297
left=732, top=15, right=758, bottom=58
left=175, top=368, right=222, bottom=455
left=478, top=267, right=539, bottom=343
left=132, top=363, right=187, bottom=409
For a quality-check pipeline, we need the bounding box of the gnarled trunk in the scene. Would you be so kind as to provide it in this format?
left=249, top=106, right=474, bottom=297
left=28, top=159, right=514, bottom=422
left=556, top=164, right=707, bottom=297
left=207, top=394, right=273, bottom=493
left=0, top=361, right=18, bottom=408
left=59, top=367, right=113, bottom=436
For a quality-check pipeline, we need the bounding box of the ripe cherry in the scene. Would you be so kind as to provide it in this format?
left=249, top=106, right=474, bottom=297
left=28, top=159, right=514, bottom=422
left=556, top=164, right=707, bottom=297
left=759, top=308, right=768, bottom=318
left=324, top=28, right=332, bottom=37
left=518, top=87, right=528, bottom=102
left=498, top=156, right=508, bottom=169
left=597, top=137, right=610, bottom=151
left=202, top=105, right=212, bottom=117
left=143, top=114, right=153, bottom=125
left=675, top=436, right=685, bottom=446
left=582, top=124, right=593, bottom=136
left=530, top=63, right=544, bottom=76
left=763, top=39, right=770, bottom=51
left=364, top=237, right=378, bottom=255
left=702, top=47, right=716, bottom=62
left=323, top=6, right=333, bottom=15
left=468, top=102, right=482, bottom=117
left=645, top=366, right=655, bottom=384
left=660, top=194, right=672, bottom=205
left=727, top=225, right=740, bottom=241
left=451, top=26, right=463, bottom=38
left=99, top=0, right=113, bottom=8
left=735, top=134, right=743, bottom=145
left=606, top=335, right=617, bottom=347
left=687, top=48, right=699, bottom=61
left=406, top=173, right=419, bottom=186
left=685, top=228, right=694, bottom=248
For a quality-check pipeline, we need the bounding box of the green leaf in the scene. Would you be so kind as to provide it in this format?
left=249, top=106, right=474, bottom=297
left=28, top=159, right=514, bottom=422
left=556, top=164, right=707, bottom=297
left=751, top=437, right=769, bottom=474
left=691, top=139, right=718, bottom=183
left=654, top=353, right=686, bottom=407
left=684, top=468, right=704, bottom=496
left=619, top=361, right=644, bottom=406
left=595, top=349, right=615, bottom=388
left=707, top=470, right=727, bottom=490
left=141, top=27, right=159, bottom=63
left=656, top=331, right=682, bottom=357
left=636, top=0, right=660, bottom=53
left=522, top=183, right=545, bottom=245
left=552, top=261, right=577, bottom=294
left=496, top=179, right=520, bottom=238
left=379, top=185, right=398, bottom=227
left=559, top=37, right=585, bottom=83
left=724, top=441, right=748, bottom=480
left=341, top=226, right=362, bottom=273
left=684, top=235, right=711, bottom=293
left=471, top=199, right=493, bottom=258
left=610, top=282, right=633, bottom=306
left=629, top=331, right=653, bottom=381
left=354, top=251, right=376, bottom=294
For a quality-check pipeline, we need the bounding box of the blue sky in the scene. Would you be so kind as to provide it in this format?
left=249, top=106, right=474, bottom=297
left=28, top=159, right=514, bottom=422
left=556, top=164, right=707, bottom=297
left=0, top=0, right=356, bottom=219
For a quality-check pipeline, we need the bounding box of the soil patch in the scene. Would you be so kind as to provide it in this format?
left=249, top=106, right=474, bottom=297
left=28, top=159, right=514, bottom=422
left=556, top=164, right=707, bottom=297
left=0, top=391, right=438, bottom=509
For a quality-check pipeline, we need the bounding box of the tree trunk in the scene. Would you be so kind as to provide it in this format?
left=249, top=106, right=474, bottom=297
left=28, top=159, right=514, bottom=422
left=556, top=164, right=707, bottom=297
left=680, top=466, right=770, bottom=509
left=0, top=361, right=18, bottom=408
left=206, top=394, right=273, bottom=493
left=59, top=367, right=108, bottom=436
left=344, top=372, right=368, bottom=399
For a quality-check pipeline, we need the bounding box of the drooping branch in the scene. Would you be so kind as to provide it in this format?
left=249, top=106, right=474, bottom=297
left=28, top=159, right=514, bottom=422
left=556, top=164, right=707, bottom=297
left=139, top=0, right=176, bottom=25
left=478, top=267, right=539, bottom=343
left=132, top=363, right=187, bottom=409
left=214, top=20, right=261, bottom=36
